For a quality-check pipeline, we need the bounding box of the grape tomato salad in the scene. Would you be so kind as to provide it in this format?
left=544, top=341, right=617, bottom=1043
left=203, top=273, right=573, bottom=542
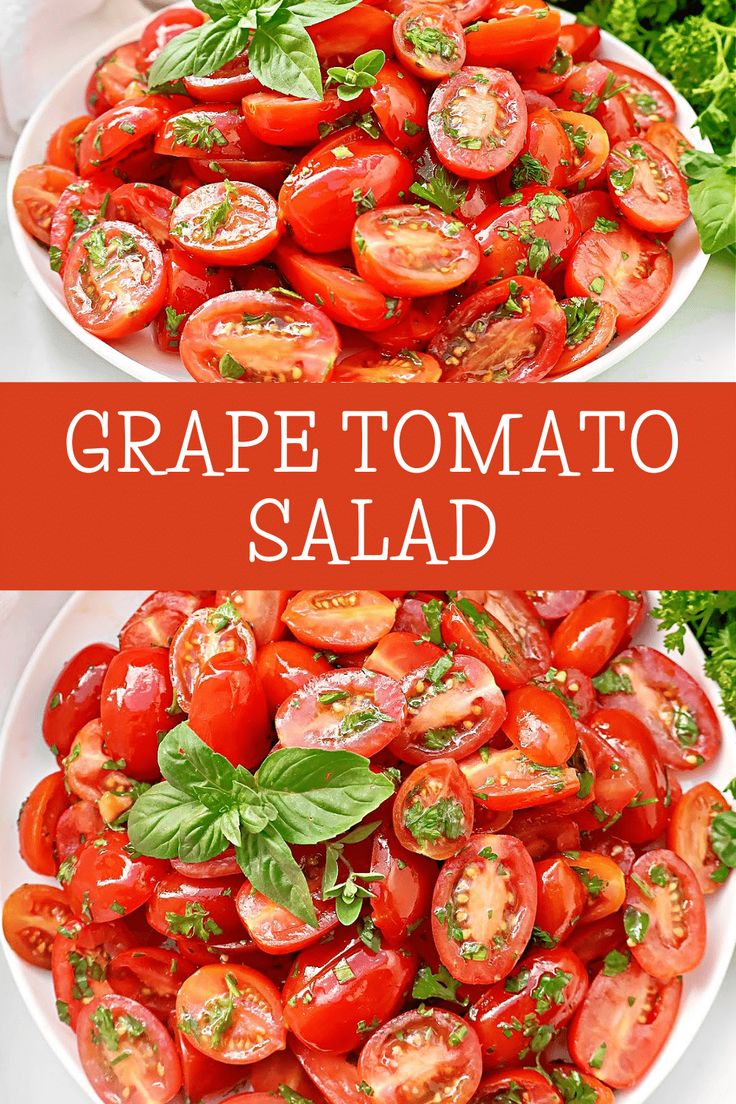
left=10, top=1, right=701, bottom=383
left=3, top=589, right=736, bottom=1104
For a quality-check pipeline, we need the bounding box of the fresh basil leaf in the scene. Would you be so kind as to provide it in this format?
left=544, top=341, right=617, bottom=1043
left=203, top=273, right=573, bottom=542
left=236, top=822, right=317, bottom=926
left=256, top=747, right=394, bottom=844
left=248, top=12, right=323, bottom=101
left=193, top=0, right=230, bottom=16
left=127, top=783, right=203, bottom=859
left=177, top=804, right=231, bottom=863
left=148, top=18, right=250, bottom=90
left=711, top=809, right=736, bottom=867
left=282, top=0, right=363, bottom=27
left=335, top=893, right=364, bottom=926
left=158, top=723, right=243, bottom=808
left=680, top=147, right=734, bottom=182
left=688, top=168, right=736, bottom=254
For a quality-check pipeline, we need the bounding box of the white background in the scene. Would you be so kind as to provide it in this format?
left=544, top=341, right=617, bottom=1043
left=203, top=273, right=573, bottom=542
left=1, top=155, right=734, bottom=382
left=0, top=592, right=734, bottom=1102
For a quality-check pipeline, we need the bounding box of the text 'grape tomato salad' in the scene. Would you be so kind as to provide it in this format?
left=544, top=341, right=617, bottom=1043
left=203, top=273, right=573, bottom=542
left=12, top=1, right=697, bottom=382
left=3, top=587, right=735, bottom=1104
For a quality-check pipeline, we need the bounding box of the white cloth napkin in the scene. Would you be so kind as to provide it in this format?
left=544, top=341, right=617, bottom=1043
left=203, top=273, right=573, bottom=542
left=0, top=0, right=149, bottom=157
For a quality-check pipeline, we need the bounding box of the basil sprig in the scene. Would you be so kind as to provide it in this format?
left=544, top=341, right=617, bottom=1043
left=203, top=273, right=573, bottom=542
left=128, top=722, right=393, bottom=926
left=149, top=0, right=364, bottom=101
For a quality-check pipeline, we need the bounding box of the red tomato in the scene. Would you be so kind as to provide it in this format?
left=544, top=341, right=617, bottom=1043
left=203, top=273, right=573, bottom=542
left=550, top=297, right=617, bottom=377
left=596, top=646, right=721, bottom=770
left=625, top=849, right=706, bottom=979
left=18, top=771, right=69, bottom=876
left=276, top=668, right=406, bottom=755
left=242, top=89, right=368, bottom=148
left=180, top=289, right=340, bottom=382
left=187, top=155, right=293, bottom=191
left=155, top=105, right=278, bottom=160
left=394, top=6, right=467, bottom=81
left=568, top=851, right=626, bottom=923
left=334, top=348, right=443, bottom=382
left=567, top=189, right=619, bottom=233
left=310, top=5, right=395, bottom=65
left=291, top=1040, right=366, bottom=1104
left=369, top=291, right=450, bottom=352
left=55, top=800, right=105, bottom=863
left=357, top=1008, right=483, bottom=1103
left=275, top=240, right=409, bottom=332
left=554, top=110, right=610, bottom=187
left=646, top=120, right=693, bottom=168
left=13, top=163, right=77, bottom=245
left=606, top=138, right=689, bottom=233
left=432, top=833, right=536, bottom=984
left=509, top=807, right=581, bottom=860
left=574, top=722, right=639, bottom=828
left=365, top=632, right=444, bottom=679
left=283, top=926, right=417, bottom=1053
left=46, top=115, right=93, bottom=172
left=77, top=994, right=182, bottom=1104
left=216, top=589, right=292, bottom=647
left=256, top=640, right=333, bottom=713
left=558, top=22, right=601, bottom=62
left=43, top=642, right=117, bottom=757
left=566, top=913, right=625, bottom=967
left=470, top=186, right=580, bottom=286
left=527, top=591, right=587, bottom=621
left=370, top=60, right=428, bottom=152
left=119, top=591, right=211, bottom=650
left=428, top=68, right=527, bottom=179
left=2, top=883, right=74, bottom=969
left=86, top=43, right=142, bottom=114
left=236, top=847, right=339, bottom=953
left=63, top=221, right=166, bottom=339
left=504, top=683, right=578, bottom=766
left=284, top=590, right=397, bottom=652
left=175, top=964, right=286, bottom=1063
left=461, top=745, right=581, bottom=811
left=100, top=646, right=177, bottom=780
left=510, top=109, right=573, bottom=190
left=280, top=128, right=413, bottom=253
left=171, top=851, right=241, bottom=880
left=568, top=958, right=681, bottom=1088
left=535, top=855, right=588, bottom=943
left=63, top=717, right=130, bottom=805
left=396, top=653, right=506, bottom=763
left=248, top=1045, right=326, bottom=1098
left=603, top=61, right=676, bottom=130
left=668, top=782, right=732, bottom=894
left=65, top=831, right=167, bottom=923
left=170, top=181, right=280, bottom=264
left=393, top=759, right=475, bottom=859
left=352, top=204, right=481, bottom=296
left=370, top=824, right=435, bottom=942
left=177, top=1030, right=247, bottom=1101
left=474, top=1069, right=563, bottom=1103
left=184, top=53, right=262, bottom=102
left=138, top=6, right=206, bottom=70
left=169, top=604, right=256, bottom=711
left=564, top=220, right=673, bottom=334
left=51, top=920, right=136, bottom=1027
left=188, top=654, right=271, bottom=769
left=77, top=101, right=165, bottom=177
left=552, top=591, right=630, bottom=676
left=148, top=872, right=245, bottom=946
left=466, top=2, right=560, bottom=70
left=552, top=1064, right=613, bottom=1103
left=588, top=708, right=668, bottom=844
left=469, top=947, right=588, bottom=1068
left=109, top=946, right=194, bottom=1018
left=444, top=591, right=551, bottom=689
left=49, top=178, right=118, bottom=274
left=107, top=181, right=177, bottom=244
left=430, top=276, right=566, bottom=381
left=535, top=665, right=596, bottom=721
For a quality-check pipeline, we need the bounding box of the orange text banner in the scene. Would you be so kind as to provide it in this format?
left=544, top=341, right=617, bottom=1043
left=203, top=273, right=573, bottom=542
left=0, top=383, right=733, bottom=588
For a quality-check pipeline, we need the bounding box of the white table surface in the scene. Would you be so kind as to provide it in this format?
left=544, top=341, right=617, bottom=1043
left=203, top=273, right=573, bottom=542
left=0, top=591, right=734, bottom=1102
left=0, top=158, right=734, bottom=383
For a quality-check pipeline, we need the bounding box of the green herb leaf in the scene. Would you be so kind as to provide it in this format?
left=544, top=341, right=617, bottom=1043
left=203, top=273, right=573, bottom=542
left=148, top=18, right=250, bottom=90
left=237, top=823, right=317, bottom=926
left=249, top=12, right=323, bottom=101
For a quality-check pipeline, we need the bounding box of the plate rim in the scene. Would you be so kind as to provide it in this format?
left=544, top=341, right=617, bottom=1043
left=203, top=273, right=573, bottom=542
left=5, top=6, right=712, bottom=384
left=0, top=589, right=735, bottom=1103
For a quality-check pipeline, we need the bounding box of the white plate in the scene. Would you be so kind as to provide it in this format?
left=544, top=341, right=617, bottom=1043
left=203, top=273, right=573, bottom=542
left=0, top=590, right=735, bottom=1103
left=6, top=7, right=711, bottom=384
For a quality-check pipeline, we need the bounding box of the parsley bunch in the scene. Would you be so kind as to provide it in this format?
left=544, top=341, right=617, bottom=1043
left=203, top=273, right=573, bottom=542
left=652, top=591, right=736, bottom=722
left=148, top=0, right=364, bottom=101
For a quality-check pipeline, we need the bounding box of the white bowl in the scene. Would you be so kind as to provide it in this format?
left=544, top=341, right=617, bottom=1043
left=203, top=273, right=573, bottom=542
left=6, top=8, right=710, bottom=384
left=0, top=590, right=735, bottom=1103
